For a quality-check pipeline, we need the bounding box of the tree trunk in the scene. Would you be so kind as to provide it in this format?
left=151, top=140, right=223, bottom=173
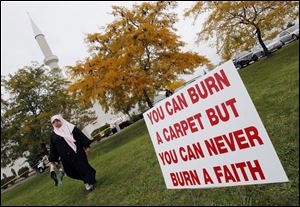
left=124, top=111, right=134, bottom=123
left=256, top=27, right=270, bottom=57
left=143, top=89, right=153, bottom=108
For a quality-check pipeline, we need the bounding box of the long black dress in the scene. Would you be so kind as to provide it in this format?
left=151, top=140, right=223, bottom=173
left=49, top=127, right=96, bottom=185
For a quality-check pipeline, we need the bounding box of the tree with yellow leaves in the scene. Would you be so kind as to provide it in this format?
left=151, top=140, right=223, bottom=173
left=67, top=1, right=209, bottom=115
left=166, top=79, right=185, bottom=93
left=185, top=1, right=299, bottom=60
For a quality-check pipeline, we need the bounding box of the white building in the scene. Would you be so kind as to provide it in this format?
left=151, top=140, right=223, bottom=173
left=28, top=14, right=124, bottom=137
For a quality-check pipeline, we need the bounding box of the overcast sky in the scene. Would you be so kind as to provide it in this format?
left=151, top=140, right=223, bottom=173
left=1, top=1, right=220, bottom=79
left=1, top=1, right=221, bottom=176
left=1, top=1, right=221, bottom=134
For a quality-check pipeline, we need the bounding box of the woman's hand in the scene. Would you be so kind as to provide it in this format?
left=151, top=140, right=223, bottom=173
left=85, top=147, right=91, bottom=155
left=49, top=162, right=56, bottom=172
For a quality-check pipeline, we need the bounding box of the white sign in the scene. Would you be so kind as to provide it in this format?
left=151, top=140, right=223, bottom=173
left=143, top=61, right=288, bottom=189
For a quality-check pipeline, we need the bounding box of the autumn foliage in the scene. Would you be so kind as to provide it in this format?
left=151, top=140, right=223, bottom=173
left=67, top=1, right=209, bottom=115
left=185, top=1, right=299, bottom=60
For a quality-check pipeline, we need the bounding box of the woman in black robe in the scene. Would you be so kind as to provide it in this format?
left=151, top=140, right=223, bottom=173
left=49, top=114, right=96, bottom=191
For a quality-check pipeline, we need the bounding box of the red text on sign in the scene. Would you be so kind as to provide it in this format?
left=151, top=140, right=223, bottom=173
left=187, top=69, right=231, bottom=104
left=159, top=142, right=205, bottom=166
left=159, top=149, right=178, bottom=166
left=162, top=112, right=204, bottom=142
left=205, top=98, right=239, bottom=126
left=205, top=126, right=264, bottom=156
left=165, top=93, right=188, bottom=116
left=213, top=160, right=266, bottom=183
left=170, top=170, right=201, bottom=187
left=179, top=142, right=205, bottom=162
left=147, top=106, right=165, bottom=125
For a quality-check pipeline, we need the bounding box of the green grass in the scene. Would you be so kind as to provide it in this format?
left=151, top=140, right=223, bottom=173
left=1, top=41, right=299, bottom=206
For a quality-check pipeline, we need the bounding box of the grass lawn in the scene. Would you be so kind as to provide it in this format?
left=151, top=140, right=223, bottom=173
left=1, top=40, right=299, bottom=206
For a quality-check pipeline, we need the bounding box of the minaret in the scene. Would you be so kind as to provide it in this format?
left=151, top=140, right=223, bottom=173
left=28, top=13, right=59, bottom=69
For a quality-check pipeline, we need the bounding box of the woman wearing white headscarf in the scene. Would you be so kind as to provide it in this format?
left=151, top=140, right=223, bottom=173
left=49, top=114, right=96, bottom=192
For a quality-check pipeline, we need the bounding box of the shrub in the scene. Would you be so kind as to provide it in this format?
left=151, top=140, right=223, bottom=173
left=91, top=123, right=110, bottom=138
left=119, top=120, right=131, bottom=129
left=1, top=175, right=17, bottom=189
left=1, top=178, right=8, bottom=189
left=18, top=166, right=30, bottom=178
left=130, top=113, right=144, bottom=123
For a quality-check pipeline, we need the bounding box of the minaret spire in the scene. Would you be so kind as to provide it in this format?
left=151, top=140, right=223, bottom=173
left=27, top=12, right=43, bottom=38
left=27, top=13, right=59, bottom=70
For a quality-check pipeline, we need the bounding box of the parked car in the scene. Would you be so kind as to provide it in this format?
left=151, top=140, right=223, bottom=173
left=232, top=51, right=255, bottom=69
left=251, top=44, right=265, bottom=59
left=251, top=39, right=284, bottom=58
left=37, top=155, right=50, bottom=173
left=265, top=39, right=284, bottom=52
left=279, top=24, right=299, bottom=44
